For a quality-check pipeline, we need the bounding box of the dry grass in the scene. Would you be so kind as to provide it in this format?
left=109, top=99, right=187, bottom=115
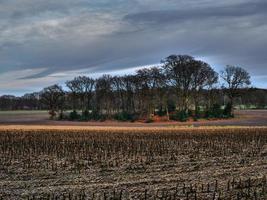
left=1, top=110, right=267, bottom=127
left=0, top=126, right=266, bottom=199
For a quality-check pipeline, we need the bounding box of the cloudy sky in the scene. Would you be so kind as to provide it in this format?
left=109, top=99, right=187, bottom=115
left=0, top=0, right=267, bottom=95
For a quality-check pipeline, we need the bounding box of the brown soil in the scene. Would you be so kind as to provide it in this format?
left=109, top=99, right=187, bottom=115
left=0, top=127, right=266, bottom=199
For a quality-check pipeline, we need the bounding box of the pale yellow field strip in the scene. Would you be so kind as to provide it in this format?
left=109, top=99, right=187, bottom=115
left=0, top=125, right=267, bottom=132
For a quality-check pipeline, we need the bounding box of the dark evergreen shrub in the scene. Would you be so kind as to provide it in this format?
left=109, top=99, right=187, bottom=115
left=223, top=103, right=234, bottom=118
left=170, top=110, right=189, bottom=122
left=114, top=112, right=139, bottom=122
left=69, top=110, right=80, bottom=120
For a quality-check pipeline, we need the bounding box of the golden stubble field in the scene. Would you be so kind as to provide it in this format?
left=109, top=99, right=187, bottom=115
left=0, top=126, right=266, bottom=199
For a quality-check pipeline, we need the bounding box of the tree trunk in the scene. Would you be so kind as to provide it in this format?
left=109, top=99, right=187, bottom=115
left=166, top=105, right=170, bottom=121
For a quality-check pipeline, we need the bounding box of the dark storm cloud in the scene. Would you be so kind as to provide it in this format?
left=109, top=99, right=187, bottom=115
left=0, top=0, right=267, bottom=94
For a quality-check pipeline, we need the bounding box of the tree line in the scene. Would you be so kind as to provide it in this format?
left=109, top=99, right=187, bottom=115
left=1, top=54, right=265, bottom=122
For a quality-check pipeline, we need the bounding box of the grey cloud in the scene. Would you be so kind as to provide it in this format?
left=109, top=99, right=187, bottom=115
left=124, top=1, right=267, bottom=24
left=123, top=0, right=267, bottom=77
left=0, top=0, right=267, bottom=94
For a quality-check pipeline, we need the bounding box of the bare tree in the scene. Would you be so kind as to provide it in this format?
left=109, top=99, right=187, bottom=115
left=66, top=78, right=80, bottom=111
left=22, top=92, right=41, bottom=110
left=72, top=76, right=95, bottom=112
left=95, top=75, right=114, bottom=117
left=191, top=61, right=218, bottom=117
left=149, top=67, right=170, bottom=120
left=40, top=84, right=65, bottom=119
left=136, top=68, right=155, bottom=119
left=220, top=65, right=251, bottom=114
left=162, top=55, right=201, bottom=112
left=122, top=75, right=138, bottom=114
left=112, top=76, right=125, bottom=113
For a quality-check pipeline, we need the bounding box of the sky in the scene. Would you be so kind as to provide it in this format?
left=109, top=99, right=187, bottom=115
left=0, top=0, right=267, bottom=96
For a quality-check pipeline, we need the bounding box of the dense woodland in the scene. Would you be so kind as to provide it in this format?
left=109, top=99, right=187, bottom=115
left=0, top=55, right=266, bottom=122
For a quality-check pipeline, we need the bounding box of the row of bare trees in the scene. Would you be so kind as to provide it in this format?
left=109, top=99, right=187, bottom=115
left=36, top=55, right=252, bottom=121
left=0, top=93, right=43, bottom=110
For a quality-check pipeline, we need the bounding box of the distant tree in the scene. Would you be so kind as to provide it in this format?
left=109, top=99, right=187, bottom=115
left=162, top=55, right=218, bottom=115
left=191, top=61, right=218, bottom=118
left=40, top=84, right=65, bottom=119
left=136, top=68, right=155, bottom=119
left=72, top=76, right=95, bottom=112
left=121, top=75, right=138, bottom=113
left=66, top=78, right=80, bottom=111
left=112, top=76, right=125, bottom=113
left=149, top=67, right=169, bottom=120
left=95, top=75, right=114, bottom=117
left=162, top=55, right=194, bottom=112
left=220, top=65, right=251, bottom=115
left=0, top=95, right=18, bottom=110
left=21, top=92, right=41, bottom=110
